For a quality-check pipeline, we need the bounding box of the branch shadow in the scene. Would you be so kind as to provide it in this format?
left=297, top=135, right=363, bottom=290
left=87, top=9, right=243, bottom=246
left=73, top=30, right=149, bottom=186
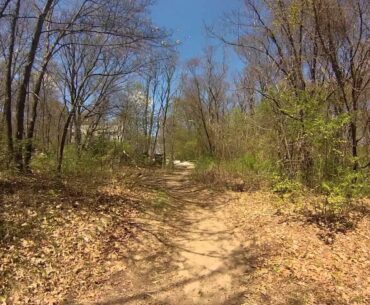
left=63, top=169, right=277, bottom=304
left=92, top=242, right=272, bottom=305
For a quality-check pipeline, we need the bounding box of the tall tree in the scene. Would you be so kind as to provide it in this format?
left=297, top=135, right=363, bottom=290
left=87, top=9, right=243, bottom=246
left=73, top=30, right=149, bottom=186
left=2, top=0, right=21, bottom=166
left=14, top=0, right=55, bottom=170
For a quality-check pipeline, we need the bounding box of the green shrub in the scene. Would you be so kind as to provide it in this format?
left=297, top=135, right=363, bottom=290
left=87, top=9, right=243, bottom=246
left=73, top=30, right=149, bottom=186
left=273, top=179, right=302, bottom=195
left=31, top=151, right=56, bottom=172
left=193, top=156, right=218, bottom=184
left=320, top=170, right=369, bottom=216
left=195, top=156, right=216, bottom=172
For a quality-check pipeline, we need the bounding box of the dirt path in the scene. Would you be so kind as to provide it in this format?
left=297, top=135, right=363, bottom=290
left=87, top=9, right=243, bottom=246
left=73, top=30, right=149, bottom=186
left=79, top=165, right=248, bottom=305
left=3, top=165, right=368, bottom=304
left=76, top=165, right=369, bottom=305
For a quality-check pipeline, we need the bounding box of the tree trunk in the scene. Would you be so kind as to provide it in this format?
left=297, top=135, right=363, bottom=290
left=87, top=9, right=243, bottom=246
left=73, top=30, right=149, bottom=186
left=24, top=76, right=44, bottom=170
left=24, top=49, right=57, bottom=169
left=57, top=111, right=74, bottom=174
left=74, top=108, right=82, bottom=157
left=14, top=0, right=54, bottom=171
left=3, top=0, right=21, bottom=166
left=162, top=82, right=171, bottom=168
left=350, top=122, right=358, bottom=171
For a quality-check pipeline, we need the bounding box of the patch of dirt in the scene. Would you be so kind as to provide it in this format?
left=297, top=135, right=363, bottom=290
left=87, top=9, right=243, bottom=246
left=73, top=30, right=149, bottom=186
left=79, top=169, right=252, bottom=305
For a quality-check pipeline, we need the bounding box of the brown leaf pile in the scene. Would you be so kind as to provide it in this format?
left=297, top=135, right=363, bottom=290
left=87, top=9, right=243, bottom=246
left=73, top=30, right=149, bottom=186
left=0, top=171, right=145, bottom=304
left=228, top=192, right=370, bottom=305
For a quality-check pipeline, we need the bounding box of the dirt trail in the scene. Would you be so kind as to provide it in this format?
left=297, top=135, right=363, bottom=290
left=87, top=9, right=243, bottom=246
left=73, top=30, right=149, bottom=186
left=76, top=164, right=370, bottom=305
left=80, top=165, right=248, bottom=305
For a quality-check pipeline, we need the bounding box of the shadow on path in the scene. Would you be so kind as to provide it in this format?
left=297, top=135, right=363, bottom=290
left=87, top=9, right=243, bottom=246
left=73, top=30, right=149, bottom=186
left=74, top=167, right=275, bottom=305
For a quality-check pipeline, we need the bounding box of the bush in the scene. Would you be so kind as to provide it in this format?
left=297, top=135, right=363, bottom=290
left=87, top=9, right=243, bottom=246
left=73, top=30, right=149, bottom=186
left=273, top=179, right=303, bottom=195
left=31, top=151, right=57, bottom=173
left=29, top=138, right=137, bottom=176
left=193, top=156, right=218, bottom=184
left=319, top=170, right=369, bottom=216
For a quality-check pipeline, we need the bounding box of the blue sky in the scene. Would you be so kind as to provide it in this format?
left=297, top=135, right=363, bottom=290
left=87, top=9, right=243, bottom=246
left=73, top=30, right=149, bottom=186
left=151, top=0, right=243, bottom=75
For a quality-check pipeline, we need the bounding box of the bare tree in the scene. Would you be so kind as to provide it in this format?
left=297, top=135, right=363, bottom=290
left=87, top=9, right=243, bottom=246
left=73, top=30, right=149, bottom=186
left=14, top=0, right=55, bottom=170
left=311, top=0, right=370, bottom=170
left=182, top=48, right=228, bottom=156
left=24, top=0, right=91, bottom=170
left=159, top=53, right=177, bottom=166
